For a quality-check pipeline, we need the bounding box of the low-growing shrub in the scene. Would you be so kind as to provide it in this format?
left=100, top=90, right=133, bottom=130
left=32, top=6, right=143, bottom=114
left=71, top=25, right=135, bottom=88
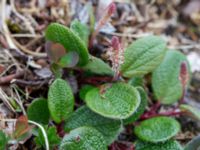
left=1, top=2, right=200, bottom=150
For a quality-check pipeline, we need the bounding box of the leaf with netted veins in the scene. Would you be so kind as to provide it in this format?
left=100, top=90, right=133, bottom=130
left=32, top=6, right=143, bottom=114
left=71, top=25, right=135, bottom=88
left=48, top=78, right=74, bottom=123
left=152, top=50, right=190, bottom=104
left=120, top=35, right=166, bottom=78
left=135, top=140, right=183, bottom=150
left=134, top=116, right=180, bottom=143
left=85, top=82, right=141, bottom=119
left=45, top=23, right=89, bottom=66
left=60, top=126, right=107, bottom=150
left=70, top=20, right=90, bottom=46
left=124, top=87, right=148, bottom=125
left=64, top=106, right=123, bottom=144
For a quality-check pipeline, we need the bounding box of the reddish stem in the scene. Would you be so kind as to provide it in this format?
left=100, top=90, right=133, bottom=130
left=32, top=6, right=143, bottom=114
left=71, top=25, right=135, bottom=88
left=140, top=101, right=161, bottom=119
left=140, top=110, right=184, bottom=120
left=56, top=122, right=65, bottom=137
left=82, top=76, right=113, bottom=85
left=149, top=101, right=161, bottom=114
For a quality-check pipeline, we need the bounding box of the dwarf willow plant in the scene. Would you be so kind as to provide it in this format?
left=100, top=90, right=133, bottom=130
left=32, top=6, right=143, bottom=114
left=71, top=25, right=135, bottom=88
left=1, top=3, right=200, bottom=150
left=37, top=21, right=196, bottom=150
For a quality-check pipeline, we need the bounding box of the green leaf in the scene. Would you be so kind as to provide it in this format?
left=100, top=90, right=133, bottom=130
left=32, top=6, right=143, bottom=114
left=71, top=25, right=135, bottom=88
left=184, top=135, right=200, bottom=150
left=45, top=41, right=67, bottom=64
left=128, top=77, right=144, bottom=87
left=134, top=116, right=180, bottom=143
left=85, top=82, right=141, bottom=119
left=135, top=140, right=183, bottom=150
left=64, top=106, right=122, bottom=144
left=120, top=35, right=166, bottom=78
left=27, top=98, right=50, bottom=125
left=60, top=126, right=107, bottom=150
left=70, top=20, right=90, bottom=46
left=79, top=85, right=95, bottom=101
left=180, top=104, right=200, bottom=120
left=82, top=56, right=114, bottom=76
left=48, top=78, right=74, bottom=123
left=45, top=23, right=89, bottom=66
left=124, top=87, right=148, bottom=124
left=58, top=51, right=79, bottom=68
left=0, top=131, right=8, bottom=150
left=152, top=50, right=190, bottom=104
left=35, top=126, right=61, bottom=149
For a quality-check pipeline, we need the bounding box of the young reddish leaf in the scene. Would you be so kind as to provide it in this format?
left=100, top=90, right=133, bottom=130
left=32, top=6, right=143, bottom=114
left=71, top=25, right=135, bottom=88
left=45, top=41, right=66, bottom=63
left=58, top=51, right=79, bottom=68
left=14, top=116, right=33, bottom=139
left=45, top=23, right=89, bottom=66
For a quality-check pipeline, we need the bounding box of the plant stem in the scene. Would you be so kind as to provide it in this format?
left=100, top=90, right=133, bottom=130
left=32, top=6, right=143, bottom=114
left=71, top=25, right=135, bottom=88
left=140, top=101, right=161, bottom=119
left=140, top=110, right=184, bottom=120
left=28, top=120, right=49, bottom=150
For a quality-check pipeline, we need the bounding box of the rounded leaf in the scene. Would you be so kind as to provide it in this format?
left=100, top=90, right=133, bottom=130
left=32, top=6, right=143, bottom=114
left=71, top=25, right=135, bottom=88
left=27, top=98, right=50, bottom=124
left=58, top=51, right=79, bottom=68
left=85, top=82, right=141, bottom=119
left=64, top=106, right=123, bottom=144
left=45, top=41, right=66, bottom=63
left=60, top=126, right=107, bottom=150
left=70, top=20, right=90, bottom=46
left=120, top=35, right=166, bottom=78
left=45, top=23, right=89, bottom=66
left=124, top=87, right=148, bottom=124
left=48, top=79, right=74, bottom=123
left=134, top=116, right=180, bottom=143
left=135, top=140, right=183, bottom=150
left=152, top=50, right=190, bottom=104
